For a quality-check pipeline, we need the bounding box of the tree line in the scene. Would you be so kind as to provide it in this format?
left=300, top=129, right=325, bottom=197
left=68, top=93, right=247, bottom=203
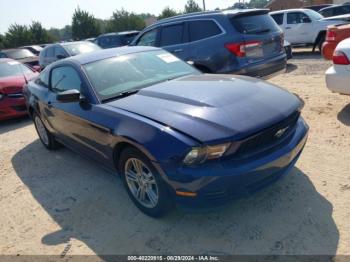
left=0, top=0, right=269, bottom=49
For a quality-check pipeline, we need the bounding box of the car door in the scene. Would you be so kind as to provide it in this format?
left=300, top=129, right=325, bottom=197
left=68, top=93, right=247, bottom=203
left=285, top=11, right=314, bottom=44
left=43, top=46, right=56, bottom=67
left=46, top=64, right=111, bottom=161
left=54, top=46, right=69, bottom=60
left=159, top=22, right=189, bottom=61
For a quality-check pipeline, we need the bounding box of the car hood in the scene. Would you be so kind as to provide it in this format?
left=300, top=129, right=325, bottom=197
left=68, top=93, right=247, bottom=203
left=0, top=73, right=37, bottom=94
left=105, top=74, right=301, bottom=143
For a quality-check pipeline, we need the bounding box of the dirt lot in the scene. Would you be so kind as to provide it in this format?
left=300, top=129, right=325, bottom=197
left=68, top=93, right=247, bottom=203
left=1, top=50, right=350, bottom=256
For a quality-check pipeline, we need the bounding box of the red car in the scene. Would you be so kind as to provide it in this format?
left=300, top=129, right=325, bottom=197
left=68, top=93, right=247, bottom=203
left=0, top=59, right=39, bottom=120
left=322, top=23, right=350, bottom=60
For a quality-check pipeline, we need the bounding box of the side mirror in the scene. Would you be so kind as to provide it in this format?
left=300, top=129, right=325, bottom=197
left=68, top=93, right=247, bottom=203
left=56, top=54, right=67, bottom=59
left=32, top=65, right=41, bottom=72
left=302, top=17, right=311, bottom=23
left=56, top=89, right=85, bottom=103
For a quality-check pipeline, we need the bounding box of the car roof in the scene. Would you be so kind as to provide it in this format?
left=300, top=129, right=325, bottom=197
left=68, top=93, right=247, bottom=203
left=270, top=8, right=313, bottom=14
left=0, top=58, right=14, bottom=63
left=98, top=31, right=140, bottom=37
left=320, top=3, right=350, bottom=11
left=63, top=46, right=160, bottom=65
left=0, top=49, right=17, bottom=53
left=59, top=41, right=93, bottom=46
left=154, top=9, right=269, bottom=25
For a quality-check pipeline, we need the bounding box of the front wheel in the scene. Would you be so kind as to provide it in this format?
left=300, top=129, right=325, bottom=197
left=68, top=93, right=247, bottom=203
left=33, top=113, right=60, bottom=150
left=119, top=147, right=173, bottom=217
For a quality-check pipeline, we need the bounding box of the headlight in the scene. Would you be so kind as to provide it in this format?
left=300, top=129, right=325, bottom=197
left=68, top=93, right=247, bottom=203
left=183, top=143, right=231, bottom=165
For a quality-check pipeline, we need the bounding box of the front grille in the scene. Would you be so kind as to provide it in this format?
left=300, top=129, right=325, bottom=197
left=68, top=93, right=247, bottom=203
left=11, top=105, right=27, bottom=112
left=234, top=111, right=300, bottom=158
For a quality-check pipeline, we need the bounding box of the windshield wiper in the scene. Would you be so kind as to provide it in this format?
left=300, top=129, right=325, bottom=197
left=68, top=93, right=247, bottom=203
left=101, top=89, right=140, bottom=103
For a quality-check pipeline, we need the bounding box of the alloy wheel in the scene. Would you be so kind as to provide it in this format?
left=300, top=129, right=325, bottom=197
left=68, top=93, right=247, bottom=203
left=125, top=158, right=159, bottom=208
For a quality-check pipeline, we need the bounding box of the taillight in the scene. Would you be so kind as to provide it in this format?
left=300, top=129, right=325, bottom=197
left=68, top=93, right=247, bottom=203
left=225, top=41, right=262, bottom=57
left=326, top=30, right=336, bottom=41
left=333, top=50, right=350, bottom=65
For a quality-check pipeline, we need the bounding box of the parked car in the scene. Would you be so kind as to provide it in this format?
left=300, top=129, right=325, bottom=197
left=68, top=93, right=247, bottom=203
left=20, top=45, right=43, bottom=56
left=0, top=59, right=39, bottom=120
left=39, top=41, right=101, bottom=68
left=319, top=3, right=350, bottom=18
left=0, top=49, right=39, bottom=68
left=85, top=37, right=96, bottom=43
left=270, top=9, right=345, bottom=51
left=322, top=23, right=350, bottom=59
left=326, top=38, right=350, bottom=95
left=284, top=40, right=293, bottom=59
left=24, top=47, right=309, bottom=217
left=131, top=9, right=287, bottom=78
left=304, top=4, right=334, bottom=12
left=95, top=31, right=140, bottom=49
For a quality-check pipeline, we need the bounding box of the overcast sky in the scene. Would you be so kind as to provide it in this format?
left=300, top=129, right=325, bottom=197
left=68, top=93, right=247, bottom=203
left=0, top=0, right=239, bottom=33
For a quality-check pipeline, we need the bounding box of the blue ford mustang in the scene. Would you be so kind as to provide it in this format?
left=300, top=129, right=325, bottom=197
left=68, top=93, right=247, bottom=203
left=24, top=46, right=309, bottom=217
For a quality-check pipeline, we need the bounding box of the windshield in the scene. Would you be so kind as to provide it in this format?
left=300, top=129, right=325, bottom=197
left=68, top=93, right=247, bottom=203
left=305, top=9, right=324, bottom=20
left=83, top=50, right=199, bottom=102
left=64, top=42, right=101, bottom=56
left=5, top=49, right=35, bottom=59
left=231, top=13, right=281, bottom=34
left=0, top=61, right=33, bottom=78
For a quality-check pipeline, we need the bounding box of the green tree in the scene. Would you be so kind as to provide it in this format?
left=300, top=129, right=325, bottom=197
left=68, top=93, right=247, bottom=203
left=72, top=7, right=100, bottom=40
left=184, top=0, right=202, bottom=13
left=0, top=34, right=7, bottom=49
left=106, top=9, right=145, bottom=32
left=29, top=21, right=54, bottom=44
left=158, top=7, right=178, bottom=20
left=5, top=24, right=32, bottom=47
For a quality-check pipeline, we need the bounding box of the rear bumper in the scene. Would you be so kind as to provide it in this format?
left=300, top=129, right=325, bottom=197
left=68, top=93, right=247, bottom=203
left=0, top=96, right=27, bottom=121
left=160, top=118, right=309, bottom=209
left=326, top=65, right=350, bottom=95
left=228, top=54, right=287, bottom=79
left=322, top=41, right=337, bottom=60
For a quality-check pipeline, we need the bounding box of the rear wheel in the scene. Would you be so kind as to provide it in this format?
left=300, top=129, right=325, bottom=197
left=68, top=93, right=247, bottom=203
left=318, top=34, right=326, bottom=52
left=119, top=147, right=172, bottom=217
left=33, top=113, right=60, bottom=150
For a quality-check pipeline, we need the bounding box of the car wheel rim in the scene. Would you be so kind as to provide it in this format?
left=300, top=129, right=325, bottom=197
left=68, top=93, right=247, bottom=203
left=125, top=158, right=159, bottom=208
left=35, top=116, right=49, bottom=146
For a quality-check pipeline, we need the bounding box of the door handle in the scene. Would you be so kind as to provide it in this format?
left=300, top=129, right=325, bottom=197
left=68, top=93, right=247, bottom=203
left=285, top=27, right=291, bottom=29
left=173, top=49, right=183, bottom=53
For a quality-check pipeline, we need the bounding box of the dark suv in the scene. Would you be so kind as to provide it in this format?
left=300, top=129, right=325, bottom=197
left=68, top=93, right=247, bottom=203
left=131, top=9, right=286, bottom=78
left=95, top=31, right=140, bottom=49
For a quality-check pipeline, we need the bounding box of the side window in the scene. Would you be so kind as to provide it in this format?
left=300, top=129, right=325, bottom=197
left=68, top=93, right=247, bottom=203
left=54, top=46, right=67, bottom=57
left=50, top=66, right=82, bottom=93
left=0, top=53, right=7, bottom=58
left=160, top=23, right=184, bottom=46
left=46, top=47, right=54, bottom=57
left=188, top=20, right=222, bottom=42
left=36, top=68, right=49, bottom=87
left=136, top=29, right=158, bottom=46
left=271, top=14, right=284, bottom=25
left=287, top=12, right=309, bottom=24
left=320, top=9, right=332, bottom=17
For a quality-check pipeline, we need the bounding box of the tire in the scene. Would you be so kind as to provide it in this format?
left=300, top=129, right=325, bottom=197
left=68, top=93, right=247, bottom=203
left=33, top=113, right=60, bottom=150
left=318, top=34, right=326, bottom=52
left=119, top=147, right=173, bottom=217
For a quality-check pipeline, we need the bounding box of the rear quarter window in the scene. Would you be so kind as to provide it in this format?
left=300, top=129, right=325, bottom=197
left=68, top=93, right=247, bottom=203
left=231, top=14, right=281, bottom=34
left=188, top=20, right=222, bottom=42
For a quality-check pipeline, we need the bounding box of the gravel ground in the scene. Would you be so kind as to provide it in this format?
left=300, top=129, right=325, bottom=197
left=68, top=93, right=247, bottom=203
left=1, top=50, right=350, bottom=256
